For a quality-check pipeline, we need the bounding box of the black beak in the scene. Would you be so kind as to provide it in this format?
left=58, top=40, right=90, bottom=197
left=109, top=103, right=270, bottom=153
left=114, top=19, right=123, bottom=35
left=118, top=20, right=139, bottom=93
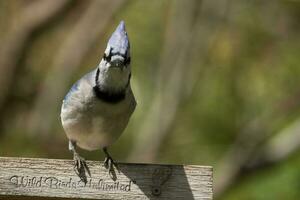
left=114, top=59, right=123, bottom=67
left=110, top=57, right=126, bottom=68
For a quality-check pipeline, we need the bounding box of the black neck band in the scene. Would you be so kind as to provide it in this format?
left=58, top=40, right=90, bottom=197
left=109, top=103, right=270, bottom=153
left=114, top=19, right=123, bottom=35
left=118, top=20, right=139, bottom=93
left=93, top=86, right=126, bottom=103
left=94, top=68, right=128, bottom=104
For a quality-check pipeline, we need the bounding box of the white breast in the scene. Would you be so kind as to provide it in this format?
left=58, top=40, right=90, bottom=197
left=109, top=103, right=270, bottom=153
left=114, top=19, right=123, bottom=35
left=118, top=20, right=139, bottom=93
left=61, top=79, right=136, bottom=151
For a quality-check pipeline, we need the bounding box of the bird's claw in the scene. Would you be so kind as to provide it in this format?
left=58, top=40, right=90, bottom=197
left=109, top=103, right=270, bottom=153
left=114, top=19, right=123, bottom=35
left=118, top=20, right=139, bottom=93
left=104, top=156, right=119, bottom=180
left=104, top=156, right=117, bottom=170
left=73, top=153, right=90, bottom=181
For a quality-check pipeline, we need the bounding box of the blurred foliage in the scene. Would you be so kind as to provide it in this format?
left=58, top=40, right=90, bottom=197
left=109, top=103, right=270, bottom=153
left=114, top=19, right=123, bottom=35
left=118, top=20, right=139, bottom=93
left=0, top=0, right=300, bottom=199
left=224, top=155, right=300, bottom=200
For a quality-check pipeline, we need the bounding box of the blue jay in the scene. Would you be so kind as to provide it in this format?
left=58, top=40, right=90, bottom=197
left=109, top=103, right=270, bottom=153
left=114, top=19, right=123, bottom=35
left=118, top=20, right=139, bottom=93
left=60, top=21, right=136, bottom=177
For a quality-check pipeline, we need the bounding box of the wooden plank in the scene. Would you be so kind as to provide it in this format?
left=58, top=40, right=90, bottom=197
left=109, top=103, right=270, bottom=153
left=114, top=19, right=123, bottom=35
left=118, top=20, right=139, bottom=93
left=0, top=157, right=213, bottom=199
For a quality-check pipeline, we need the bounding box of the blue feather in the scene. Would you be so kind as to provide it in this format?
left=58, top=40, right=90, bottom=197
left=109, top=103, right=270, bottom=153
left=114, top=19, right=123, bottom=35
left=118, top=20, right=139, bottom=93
left=64, top=81, right=79, bottom=102
left=108, top=21, right=129, bottom=56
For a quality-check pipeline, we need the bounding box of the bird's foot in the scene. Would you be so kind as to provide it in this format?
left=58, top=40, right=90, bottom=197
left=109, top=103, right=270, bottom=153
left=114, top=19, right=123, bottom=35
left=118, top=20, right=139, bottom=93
left=103, top=149, right=119, bottom=181
left=104, top=155, right=118, bottom=171
left=73, top=153, right=90, bottom=183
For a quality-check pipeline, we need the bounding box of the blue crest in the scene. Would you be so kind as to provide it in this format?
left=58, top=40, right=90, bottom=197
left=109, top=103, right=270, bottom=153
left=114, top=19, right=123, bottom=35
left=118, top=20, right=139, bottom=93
left=108, top=21, right=130, bottom=56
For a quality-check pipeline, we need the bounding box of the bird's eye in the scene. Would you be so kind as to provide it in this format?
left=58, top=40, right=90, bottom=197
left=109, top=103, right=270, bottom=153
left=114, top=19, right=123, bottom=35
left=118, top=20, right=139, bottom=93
left=124, top=57, right=131, bottom=65
left=103, top=53, right=111, bottom=62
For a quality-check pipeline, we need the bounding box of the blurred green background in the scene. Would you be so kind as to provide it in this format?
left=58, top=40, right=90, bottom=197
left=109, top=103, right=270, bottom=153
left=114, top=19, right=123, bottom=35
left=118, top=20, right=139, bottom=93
left=0, top=0, right=300, bottom=199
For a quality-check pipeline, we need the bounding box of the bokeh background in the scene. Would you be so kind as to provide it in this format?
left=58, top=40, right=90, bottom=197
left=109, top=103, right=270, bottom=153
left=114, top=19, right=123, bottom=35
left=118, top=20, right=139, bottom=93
left=0, top=0, right=300, bottom=199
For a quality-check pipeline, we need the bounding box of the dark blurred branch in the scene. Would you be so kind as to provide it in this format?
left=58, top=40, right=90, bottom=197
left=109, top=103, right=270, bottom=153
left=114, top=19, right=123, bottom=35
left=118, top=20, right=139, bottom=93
left=214, top=116, right=300, bottom=199
left=246, top=118, right=300, bottom=170
left=29, top=0, right=127, bottom=136
left=214, top=117, right=269, bottom=198
left=0, top=0, right=71, bottom=111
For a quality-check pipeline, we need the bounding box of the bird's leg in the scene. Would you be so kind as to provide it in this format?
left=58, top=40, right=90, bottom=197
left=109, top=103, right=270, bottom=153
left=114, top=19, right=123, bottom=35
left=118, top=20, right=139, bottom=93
left=103, top=147, right=119, bottom=175
left=69, top=141, right=90, bottom=179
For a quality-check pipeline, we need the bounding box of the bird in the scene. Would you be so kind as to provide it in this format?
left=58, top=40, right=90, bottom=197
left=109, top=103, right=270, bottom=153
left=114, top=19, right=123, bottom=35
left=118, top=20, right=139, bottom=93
left=60, top=21, right=136, bottom=179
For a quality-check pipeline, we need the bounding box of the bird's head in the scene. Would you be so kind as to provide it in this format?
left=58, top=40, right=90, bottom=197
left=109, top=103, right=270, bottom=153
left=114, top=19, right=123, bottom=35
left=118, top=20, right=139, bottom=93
left=104, top=21, right=131, bottom=69
left=97, top=21, right=131, bottom=92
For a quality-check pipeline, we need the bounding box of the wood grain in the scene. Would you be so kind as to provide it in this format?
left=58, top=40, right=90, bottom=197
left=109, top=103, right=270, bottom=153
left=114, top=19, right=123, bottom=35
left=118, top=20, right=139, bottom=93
left=0, top=157, right=212, bottom=199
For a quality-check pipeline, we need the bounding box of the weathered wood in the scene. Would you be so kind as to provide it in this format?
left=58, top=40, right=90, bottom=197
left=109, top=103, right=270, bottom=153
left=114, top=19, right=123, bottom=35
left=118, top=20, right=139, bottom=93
left=0, top=157, right=213, bottom=199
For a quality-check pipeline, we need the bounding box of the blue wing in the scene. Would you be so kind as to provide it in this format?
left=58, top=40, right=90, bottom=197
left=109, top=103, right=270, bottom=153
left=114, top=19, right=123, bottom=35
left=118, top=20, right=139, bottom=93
left=62, top=69, right=96, bottom=108
left=64, top=81, right=79, bottom=102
